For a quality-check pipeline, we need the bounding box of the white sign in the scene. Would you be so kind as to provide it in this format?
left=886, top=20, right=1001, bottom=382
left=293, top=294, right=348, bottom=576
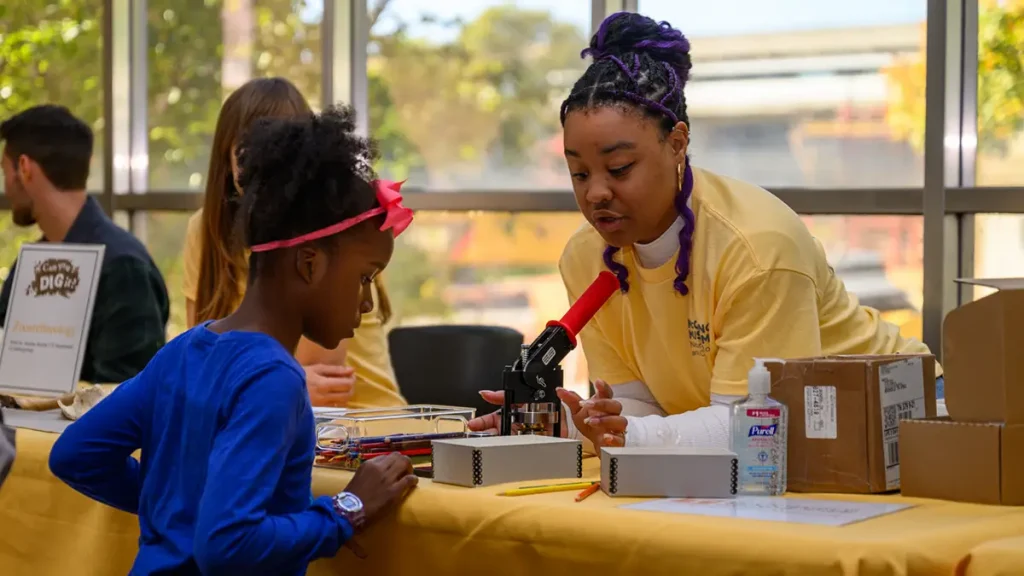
left=623, top=496, right=913, bottom=526
left=0, top=243, right=104, bottom=397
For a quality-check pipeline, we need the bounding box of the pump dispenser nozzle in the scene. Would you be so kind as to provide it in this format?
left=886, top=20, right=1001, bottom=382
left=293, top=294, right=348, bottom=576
left=748, top=358, right=775, bottom=395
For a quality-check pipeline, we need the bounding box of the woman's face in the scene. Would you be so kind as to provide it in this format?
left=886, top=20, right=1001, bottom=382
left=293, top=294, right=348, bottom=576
left=303, top=224, right=395, bottom=348
left=563, top=107, right=688, bottom=247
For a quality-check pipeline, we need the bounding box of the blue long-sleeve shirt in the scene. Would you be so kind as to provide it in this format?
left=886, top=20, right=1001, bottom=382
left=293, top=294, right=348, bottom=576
left=49, top=324, right=352, bottom=575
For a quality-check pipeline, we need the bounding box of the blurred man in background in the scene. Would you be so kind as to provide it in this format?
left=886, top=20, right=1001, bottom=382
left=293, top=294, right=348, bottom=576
left=0, top=105, right=169, bottom=383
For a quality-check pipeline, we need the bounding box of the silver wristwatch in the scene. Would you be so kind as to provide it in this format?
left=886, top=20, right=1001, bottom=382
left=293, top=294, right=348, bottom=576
left=332, top=491, right=366, bottom=532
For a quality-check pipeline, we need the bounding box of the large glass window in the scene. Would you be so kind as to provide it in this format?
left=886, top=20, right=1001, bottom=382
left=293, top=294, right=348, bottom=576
left=0, top=212, right=39, bottom=286
left=975, top=0, right=1024, bottom=186
left=367, top=0, right=591, bottom=189
left=803, top=215, right=924, bottom=341
left=134, top=212, right=190, bottom=337
left=640, top=0, right=927, bottom=188
left=0, top=1, right=105, bottom=191
left=150, top=208, right=924, bottom=391
left=973, top=1, right=1024, bottom=290
left=147, top=0, right=323, bottom=191
left=973, top=213, right=1024, bottom=301
left=0, top=2, right=103, bottom=283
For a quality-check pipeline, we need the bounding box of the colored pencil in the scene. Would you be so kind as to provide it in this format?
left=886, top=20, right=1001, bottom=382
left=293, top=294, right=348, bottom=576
left=574, top=482, right=601, bottom=502
left=498, top=481, right=597, bottom=496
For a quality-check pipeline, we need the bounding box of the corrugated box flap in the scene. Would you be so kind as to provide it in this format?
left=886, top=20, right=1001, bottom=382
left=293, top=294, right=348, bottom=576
left=954, top=277, right=1024, bottom=291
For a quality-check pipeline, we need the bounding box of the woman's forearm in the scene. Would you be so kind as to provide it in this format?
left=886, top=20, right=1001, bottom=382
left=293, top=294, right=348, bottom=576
left=567, top=379, right=738, bottom=449
left=624, top=404, right=732, bottom=448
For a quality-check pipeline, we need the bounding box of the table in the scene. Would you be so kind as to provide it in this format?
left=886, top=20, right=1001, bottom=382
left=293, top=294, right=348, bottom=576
left=3, top=429, right=1024, bottom=576
left=957, top=536, right=1024, bottom=575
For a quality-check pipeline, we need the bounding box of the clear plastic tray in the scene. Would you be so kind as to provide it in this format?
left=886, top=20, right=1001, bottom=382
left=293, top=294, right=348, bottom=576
left=314, top=404, right=477, bottom=471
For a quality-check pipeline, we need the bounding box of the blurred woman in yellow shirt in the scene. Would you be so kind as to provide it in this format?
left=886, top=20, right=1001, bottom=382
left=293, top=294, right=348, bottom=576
left=181, top=77, right=405, bottom=409
left=471, top=13, right=937, bottom=449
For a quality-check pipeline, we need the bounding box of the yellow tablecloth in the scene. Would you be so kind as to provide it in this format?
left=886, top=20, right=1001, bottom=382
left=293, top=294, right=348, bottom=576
left=957, top=536, right=1024, bottom=575
left=3, top=428, right=1024, bottom=576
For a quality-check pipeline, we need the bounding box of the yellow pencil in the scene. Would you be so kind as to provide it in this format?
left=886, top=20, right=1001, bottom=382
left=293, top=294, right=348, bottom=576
left=498, top=481, right=597, bottom=496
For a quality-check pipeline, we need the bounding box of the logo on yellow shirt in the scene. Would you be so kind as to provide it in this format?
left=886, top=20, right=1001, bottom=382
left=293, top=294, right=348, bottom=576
left=688, top=319, right=710, bottom=357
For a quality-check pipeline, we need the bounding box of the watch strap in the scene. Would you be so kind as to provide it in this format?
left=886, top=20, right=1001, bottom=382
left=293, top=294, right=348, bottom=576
left=340, top=506, right=367, bottom=533
left=332, top=493, right=367, bottom=533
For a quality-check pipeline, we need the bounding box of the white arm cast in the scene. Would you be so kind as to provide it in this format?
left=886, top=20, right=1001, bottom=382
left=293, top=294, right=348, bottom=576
left=564, top=380, right=739, bottom=452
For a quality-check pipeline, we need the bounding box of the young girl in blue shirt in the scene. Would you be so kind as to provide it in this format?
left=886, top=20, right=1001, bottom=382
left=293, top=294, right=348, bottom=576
left=48, top=106, right=417, bottom=575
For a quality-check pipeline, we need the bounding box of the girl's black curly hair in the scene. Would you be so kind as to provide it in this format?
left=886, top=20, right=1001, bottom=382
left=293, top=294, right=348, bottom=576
left=233, top=105, right=380, bottom=272
left=560, top=12, right=695, bottom=296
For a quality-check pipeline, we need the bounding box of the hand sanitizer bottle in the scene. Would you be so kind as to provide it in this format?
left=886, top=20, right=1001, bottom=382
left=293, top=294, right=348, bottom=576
left=730, top=358, right=788, bottom=495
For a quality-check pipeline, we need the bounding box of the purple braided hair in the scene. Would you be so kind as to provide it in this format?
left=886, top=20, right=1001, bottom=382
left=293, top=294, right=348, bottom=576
left=563, top=12, right=695, bottom=296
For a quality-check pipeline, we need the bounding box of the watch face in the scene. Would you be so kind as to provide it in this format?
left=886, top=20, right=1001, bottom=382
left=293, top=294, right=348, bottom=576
left=336, top=492, right=363, bottom=513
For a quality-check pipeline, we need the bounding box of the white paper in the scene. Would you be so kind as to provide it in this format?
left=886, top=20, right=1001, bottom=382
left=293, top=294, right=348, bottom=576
left=623, top=496, right=912, bottom=526
left=878, top=358, right=925, bottom=490
left=0, top=244, right=104, bottom=397
left=0, top=408, right=73, bottom=434
left=804, top=385, right=837, bottom=439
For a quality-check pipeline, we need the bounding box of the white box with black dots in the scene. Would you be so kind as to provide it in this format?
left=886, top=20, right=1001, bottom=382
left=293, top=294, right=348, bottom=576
left=430, top=435, right=583, bottom=488
left=600, top=447, right=739, bottom=498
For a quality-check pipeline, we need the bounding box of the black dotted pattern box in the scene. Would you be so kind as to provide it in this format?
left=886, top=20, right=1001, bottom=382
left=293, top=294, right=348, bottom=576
left=432, top=436, right=583, bottom=488
left=600, top=447, right=739, bottom=499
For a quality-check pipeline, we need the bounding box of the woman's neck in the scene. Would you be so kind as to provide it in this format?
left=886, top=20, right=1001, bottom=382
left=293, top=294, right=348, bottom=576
left=634, top=216, right=684, bottom=269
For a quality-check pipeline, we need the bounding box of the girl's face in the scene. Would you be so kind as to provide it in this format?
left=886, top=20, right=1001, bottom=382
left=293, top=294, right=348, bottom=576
left=563, top=107, right=689, bottom=247
left=301, top=224, right=395, bottom=348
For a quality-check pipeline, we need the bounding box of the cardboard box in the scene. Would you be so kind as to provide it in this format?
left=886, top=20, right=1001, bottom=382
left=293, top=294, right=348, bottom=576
left=900, top=418, right=1024, bottom=505
left=600, top=447, right=738, bottom=498
left=767, top=355, right=936, bottom=494
left=943, top=278, right=1024, bottom=424
left=430, top=435, right=582, bottom=487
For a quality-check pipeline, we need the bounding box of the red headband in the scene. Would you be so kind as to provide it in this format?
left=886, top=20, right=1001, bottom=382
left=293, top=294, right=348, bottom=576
left=250, top=179, right=413, bottom=253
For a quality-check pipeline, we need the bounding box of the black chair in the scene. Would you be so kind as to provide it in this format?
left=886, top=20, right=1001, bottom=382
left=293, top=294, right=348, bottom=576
left=388, top=325, right=524, bottom=417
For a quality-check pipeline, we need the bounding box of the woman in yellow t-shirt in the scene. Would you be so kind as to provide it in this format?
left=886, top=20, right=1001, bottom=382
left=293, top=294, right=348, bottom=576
left=470, top=13, right=937, bottom=449
left=182, top=77, right=405, bottom=409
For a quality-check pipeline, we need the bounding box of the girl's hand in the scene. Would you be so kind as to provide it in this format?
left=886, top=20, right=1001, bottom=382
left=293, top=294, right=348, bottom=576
left=556, top=380, right=627, bottom=448
left=342, top=452, right=417, bottom=529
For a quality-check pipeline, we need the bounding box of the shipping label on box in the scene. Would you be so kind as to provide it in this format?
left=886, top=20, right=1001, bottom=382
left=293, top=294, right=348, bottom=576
left=878, top=358, right=926, bottom=490
left=804, top=385, right=838, bottom=439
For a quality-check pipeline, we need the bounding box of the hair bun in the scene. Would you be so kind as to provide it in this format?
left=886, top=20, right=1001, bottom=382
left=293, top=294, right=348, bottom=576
left=584, top=12, right=691, bottom=81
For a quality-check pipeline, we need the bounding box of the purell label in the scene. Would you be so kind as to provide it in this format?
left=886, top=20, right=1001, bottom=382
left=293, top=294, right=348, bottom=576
left=748, top=424, right=778, bottom=437
left=732, top=402, right=788, bottom=496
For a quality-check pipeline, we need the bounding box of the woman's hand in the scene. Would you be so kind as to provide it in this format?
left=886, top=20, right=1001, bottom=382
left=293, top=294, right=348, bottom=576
left=466, top=391, right=570, bottom=437
left=466, top=381, right=627, bottom=447
left=465, top=391, right=508, bottom=435
left=557, top=380, right=627, bottom=448
left=304, top=364, right=355, bottom=407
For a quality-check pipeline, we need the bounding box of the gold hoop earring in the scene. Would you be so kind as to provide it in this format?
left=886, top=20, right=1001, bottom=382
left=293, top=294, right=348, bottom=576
left=676, top=163, right=683, bottom=192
